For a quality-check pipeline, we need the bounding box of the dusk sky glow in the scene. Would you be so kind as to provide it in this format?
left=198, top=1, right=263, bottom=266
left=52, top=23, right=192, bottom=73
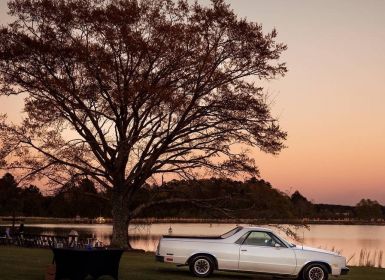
left=0, top=0, right=384, bottom=205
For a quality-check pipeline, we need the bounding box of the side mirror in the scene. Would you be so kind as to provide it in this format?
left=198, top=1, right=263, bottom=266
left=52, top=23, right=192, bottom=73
left=274, top=243, right=281, bottom=248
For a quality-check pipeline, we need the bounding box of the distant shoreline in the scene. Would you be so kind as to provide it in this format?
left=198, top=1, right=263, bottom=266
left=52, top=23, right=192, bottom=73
left=1, top=216, right=384, bottom=226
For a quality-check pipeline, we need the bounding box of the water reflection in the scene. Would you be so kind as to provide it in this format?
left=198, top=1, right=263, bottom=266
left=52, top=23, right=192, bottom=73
left=1, top=223, right=384, bottom=267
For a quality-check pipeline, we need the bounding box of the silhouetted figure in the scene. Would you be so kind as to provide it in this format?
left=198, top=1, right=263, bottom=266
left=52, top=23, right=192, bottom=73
left=0, top=227, right=12, bottom=245
left=5, top=227, right=11, bottom=238
left=18, top=223, right=24, bottom=238
left=68, top=229, right=79, bottom=247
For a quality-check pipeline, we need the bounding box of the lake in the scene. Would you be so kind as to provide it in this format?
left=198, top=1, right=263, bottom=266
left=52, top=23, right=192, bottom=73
left=1, top=223, right=384, bottom=267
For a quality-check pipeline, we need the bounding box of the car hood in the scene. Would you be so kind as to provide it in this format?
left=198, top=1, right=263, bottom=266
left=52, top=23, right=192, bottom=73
left=295, top=245, right=340, bottom=256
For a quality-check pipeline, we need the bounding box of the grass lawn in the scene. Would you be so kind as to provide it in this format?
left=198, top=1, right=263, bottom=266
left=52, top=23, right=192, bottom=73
left=0, top=246, right=384, bottom=280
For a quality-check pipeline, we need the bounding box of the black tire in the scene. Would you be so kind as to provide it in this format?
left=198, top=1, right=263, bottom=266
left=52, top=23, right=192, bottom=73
left=302, top=263, right=329, bottom=280
left=189, top=255, right=214, bottom=278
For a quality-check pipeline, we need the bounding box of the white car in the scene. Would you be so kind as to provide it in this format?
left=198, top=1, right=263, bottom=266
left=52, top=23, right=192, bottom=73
left=156, top=226, right=349, bottom=279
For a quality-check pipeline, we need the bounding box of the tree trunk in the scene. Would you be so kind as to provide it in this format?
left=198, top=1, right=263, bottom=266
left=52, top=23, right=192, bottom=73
left=110, top=194, right=131, bottom=249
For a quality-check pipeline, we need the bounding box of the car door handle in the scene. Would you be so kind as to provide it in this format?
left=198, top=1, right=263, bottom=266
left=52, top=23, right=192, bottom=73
left=241, top=249, right=247, bottom=252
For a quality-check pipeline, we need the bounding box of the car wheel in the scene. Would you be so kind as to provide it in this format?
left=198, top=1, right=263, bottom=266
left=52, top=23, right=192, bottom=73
left=303, top=263, right=329, bottom=280
left=189, top=256, right=214, bottom=278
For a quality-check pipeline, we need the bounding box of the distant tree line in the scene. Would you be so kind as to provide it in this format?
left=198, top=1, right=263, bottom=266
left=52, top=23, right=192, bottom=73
left=0, top=173, right=110, bottom=218
left=0, top=172, right=384, bottom=221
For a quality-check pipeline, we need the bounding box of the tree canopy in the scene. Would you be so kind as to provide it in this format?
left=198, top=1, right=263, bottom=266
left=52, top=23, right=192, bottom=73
left=355, top=199, right=383, bottom=220
left=0, top=0, right=287, bottom=247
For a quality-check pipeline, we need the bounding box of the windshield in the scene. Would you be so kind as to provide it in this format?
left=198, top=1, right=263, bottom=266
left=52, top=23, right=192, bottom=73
left=221, top=226, right=243, bottom=239
left=274, top=233, right=296, bottom=247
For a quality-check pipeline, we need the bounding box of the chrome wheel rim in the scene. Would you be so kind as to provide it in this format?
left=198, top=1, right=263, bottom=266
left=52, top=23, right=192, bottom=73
left=194, top=258, right=210, bottom=275
left=309, top=266, right=325, bottom=280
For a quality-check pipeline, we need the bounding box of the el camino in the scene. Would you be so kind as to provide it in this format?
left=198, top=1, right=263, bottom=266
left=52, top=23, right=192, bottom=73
left=155, top=226, right=349, bottom=279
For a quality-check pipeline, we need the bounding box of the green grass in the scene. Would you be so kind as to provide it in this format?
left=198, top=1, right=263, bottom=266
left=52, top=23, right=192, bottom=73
left=0, top=246, right=384, bottom=280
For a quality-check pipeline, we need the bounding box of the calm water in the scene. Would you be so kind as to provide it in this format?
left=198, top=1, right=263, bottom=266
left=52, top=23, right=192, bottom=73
left=1, top=223, right=384, bottom=267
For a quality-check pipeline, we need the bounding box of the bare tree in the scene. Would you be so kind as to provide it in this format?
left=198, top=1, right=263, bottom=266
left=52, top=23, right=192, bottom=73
left=0, top=0, right=287, bottom=248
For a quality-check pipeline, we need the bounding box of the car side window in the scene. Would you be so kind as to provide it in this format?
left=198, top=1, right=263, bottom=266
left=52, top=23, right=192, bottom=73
left=243, top=231, right=284, bottom=247
left=235, top=232, right=249, bottom=244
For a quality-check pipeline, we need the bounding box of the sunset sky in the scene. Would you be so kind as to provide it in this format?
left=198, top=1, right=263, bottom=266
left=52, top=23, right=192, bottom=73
left=0, top=0, right=384, bottom=205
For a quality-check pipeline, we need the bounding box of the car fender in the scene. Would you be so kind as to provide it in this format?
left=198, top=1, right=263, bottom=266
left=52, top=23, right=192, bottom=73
left=297, top=260, right=332, bottom=276
left=186, top=251, right=219, bottom=268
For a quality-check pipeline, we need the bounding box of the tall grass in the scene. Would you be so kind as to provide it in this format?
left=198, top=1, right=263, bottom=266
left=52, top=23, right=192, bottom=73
left=318, top=247, right=383, bottom=268
left=347, top=253, right=355, bottom=265
left=358, top=249, right=384, bottom=268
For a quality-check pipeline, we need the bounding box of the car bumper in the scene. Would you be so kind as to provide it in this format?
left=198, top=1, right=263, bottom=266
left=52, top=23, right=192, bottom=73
left=155, top=255, right=164, bottom=262
left=341, top=267, right=349, bottom=275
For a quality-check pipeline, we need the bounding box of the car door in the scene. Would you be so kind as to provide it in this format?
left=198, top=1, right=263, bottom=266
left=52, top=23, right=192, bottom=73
left=238, top=231, right=296, bottom=275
